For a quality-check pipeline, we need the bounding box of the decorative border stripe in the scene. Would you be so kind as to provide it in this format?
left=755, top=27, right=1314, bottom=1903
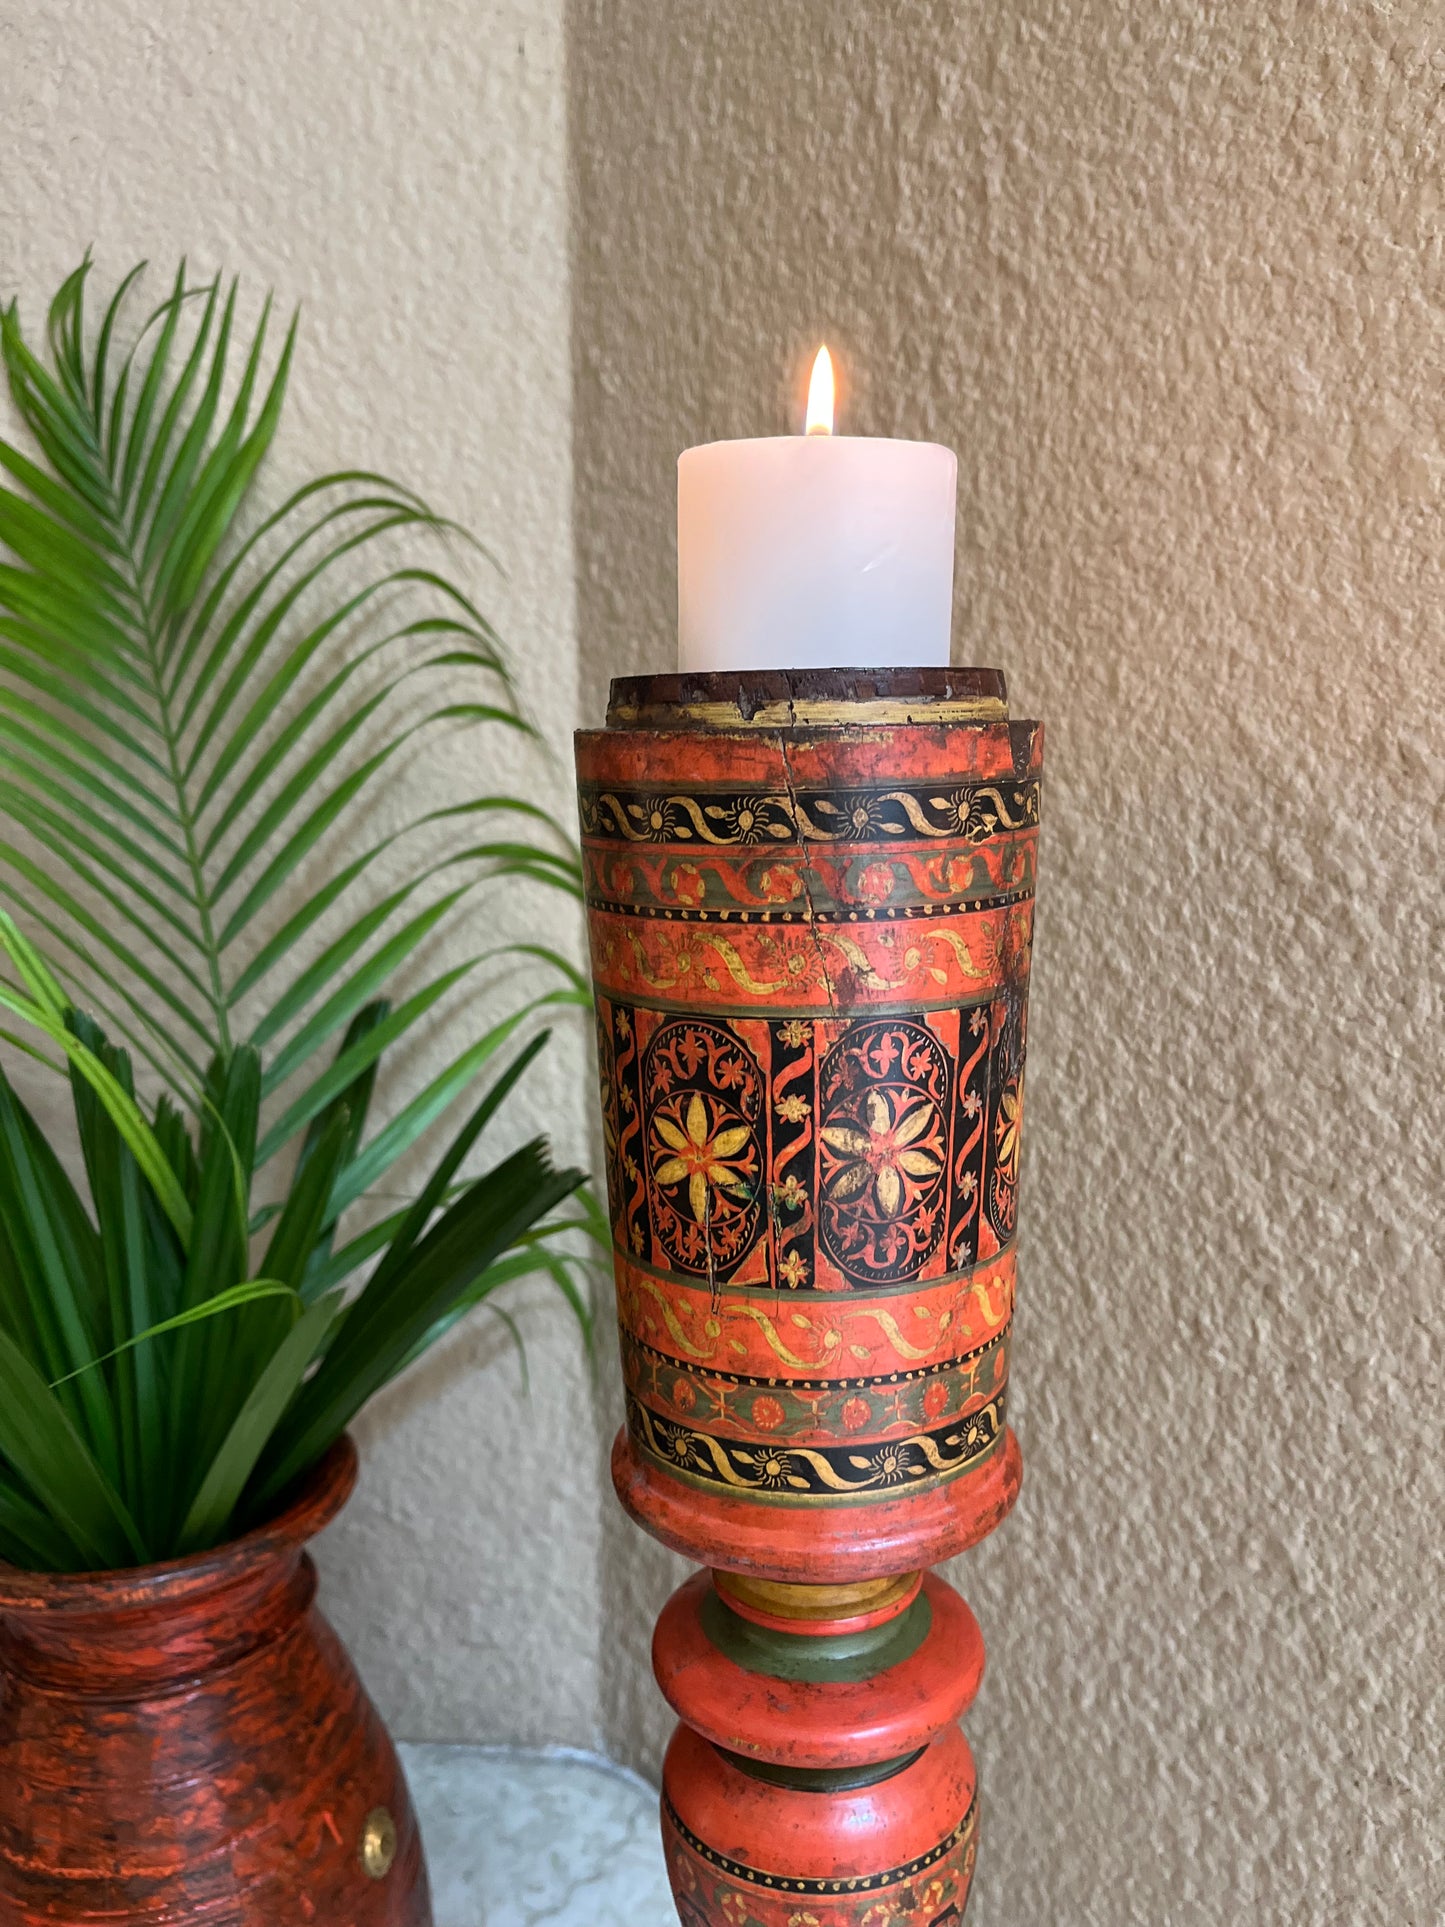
left=628, top=1391, right=1005, bottom=1498
left=594, top=987, right=1025, bottom=1023
left=579, top=781, right=1041, bottom=847
left=663, top=1788, right=978, bottom=1895
left=582, top=885, right=1036, bottom=924
left=616, top=1242, right=1017, bottom=1305
left=623, top=1325, right=1008, bottom=1393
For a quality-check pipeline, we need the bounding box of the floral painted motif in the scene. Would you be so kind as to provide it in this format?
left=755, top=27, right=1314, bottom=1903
left=627, top=1392, right=1004, bottom=1497
left=619, top=1322, right=1010, bottom=1452
left=671, top=861, right=708, bottom=907
left=578, top=777, right=1039, bottom=847
left=819, top=1022, right=951, bottom=1286
left=594, top=1005, right=623, bottom=1222
left=983, top=1002, right=1027, bottom=1251
left=758, top=863, right=805, bottom=902
left=583, top=834, right=1036, bottom=926
left=773, top=1174, right=808, bottom=1211
left=855, top=861, right=898, bottom=904
left=990, top=1073, right=1022, bottom=1239
left=823, top=1089, right=942, bottom=1224
left=609, top=1000, right=1011, bottom=1296
left=654, top=1092, right=754, bottom=1233
left=644, top=1019, right=765, bottom=1280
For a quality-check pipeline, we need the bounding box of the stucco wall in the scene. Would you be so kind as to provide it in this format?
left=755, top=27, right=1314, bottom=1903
left=568, top=2, right=1445, bottom=1921
left=4, top=2, right=1444, bottom=1920
left=0, top=0, right=604, bottom=1750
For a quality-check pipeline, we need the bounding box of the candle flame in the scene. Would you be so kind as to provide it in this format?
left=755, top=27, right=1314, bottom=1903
left=805, top=344, right=834, bottom=435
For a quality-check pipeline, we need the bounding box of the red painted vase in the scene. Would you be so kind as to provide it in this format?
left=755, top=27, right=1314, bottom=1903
left=0, top=1436, right=431, bottom=1927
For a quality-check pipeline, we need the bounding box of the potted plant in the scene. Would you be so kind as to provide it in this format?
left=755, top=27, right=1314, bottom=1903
left=0, top=259, right=594, bottom=1925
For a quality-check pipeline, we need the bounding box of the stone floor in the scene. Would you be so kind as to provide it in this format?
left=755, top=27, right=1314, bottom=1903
left=398, top=1742, right=675, bottom=1926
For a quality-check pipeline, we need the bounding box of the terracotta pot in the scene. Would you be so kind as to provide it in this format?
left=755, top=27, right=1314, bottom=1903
left=0, top=1436, right=431, bottom=1927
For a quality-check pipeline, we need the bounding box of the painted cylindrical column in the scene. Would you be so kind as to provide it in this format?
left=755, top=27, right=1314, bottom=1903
left=576, top=667, right=1042, bottom=1925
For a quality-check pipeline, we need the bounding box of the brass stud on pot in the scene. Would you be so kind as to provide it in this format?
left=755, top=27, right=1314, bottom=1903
left=360, top=1806, right=397, bottom=1879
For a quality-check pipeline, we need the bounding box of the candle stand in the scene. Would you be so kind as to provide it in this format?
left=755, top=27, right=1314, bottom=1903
left=576, top=668, right=1042, bottom=1925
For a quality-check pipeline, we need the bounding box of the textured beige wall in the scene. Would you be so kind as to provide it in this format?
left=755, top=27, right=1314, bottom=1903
left=0, top=0, right=606, bottom=1749
left=568, top=2, right=1445, bottom=1921
left=4, top=2, right=1444, bottom=1919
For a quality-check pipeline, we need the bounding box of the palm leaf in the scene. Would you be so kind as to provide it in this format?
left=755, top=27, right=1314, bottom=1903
left=249, top=1138, right=584, bottom=1514
left=0, top=1466, right=81, bottom=1570
left=0, top=258, right=596, bottom=1572
left=47, top=1278, right=302, bottom=1388
left=0, top=971, right=592, bottom=1568
left=0, top=916, right=192, bottom=1242
left=0, top=1323, right=146, bottom=1568
left=176, top=1289, right=343, bottom=1555
left=0, top=258, right=580, bottom=1149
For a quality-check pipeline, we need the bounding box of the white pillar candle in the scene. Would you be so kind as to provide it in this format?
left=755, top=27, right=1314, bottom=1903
left=677, top=347, right=958, bottom=674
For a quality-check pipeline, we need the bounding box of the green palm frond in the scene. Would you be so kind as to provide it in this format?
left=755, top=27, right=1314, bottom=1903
left=0, top=970, right=585, bottom=1570
left=0, top=257, right=584, bottom=1180
left=0, top=257, right=599, bottom=1572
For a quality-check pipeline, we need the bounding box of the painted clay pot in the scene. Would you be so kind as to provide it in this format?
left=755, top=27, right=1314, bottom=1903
left=0, top=1435, right=431, bottom=1927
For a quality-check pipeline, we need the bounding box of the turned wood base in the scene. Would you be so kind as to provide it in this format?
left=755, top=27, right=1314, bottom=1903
left=613, top=1426, right=1022, bottom=1583
left=635, top=1452, right=1000, bottom=1926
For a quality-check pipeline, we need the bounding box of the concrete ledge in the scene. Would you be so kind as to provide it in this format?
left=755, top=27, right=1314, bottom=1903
left=399, top=1742, right=673, bottom=1926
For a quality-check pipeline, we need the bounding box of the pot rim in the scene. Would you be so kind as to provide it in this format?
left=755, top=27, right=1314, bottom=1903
left=0, top=1433, right=357, bottom=1614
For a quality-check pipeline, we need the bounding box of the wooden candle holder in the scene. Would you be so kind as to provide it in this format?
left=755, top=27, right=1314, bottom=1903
left=576, top=668, right=1043, bottom=1925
